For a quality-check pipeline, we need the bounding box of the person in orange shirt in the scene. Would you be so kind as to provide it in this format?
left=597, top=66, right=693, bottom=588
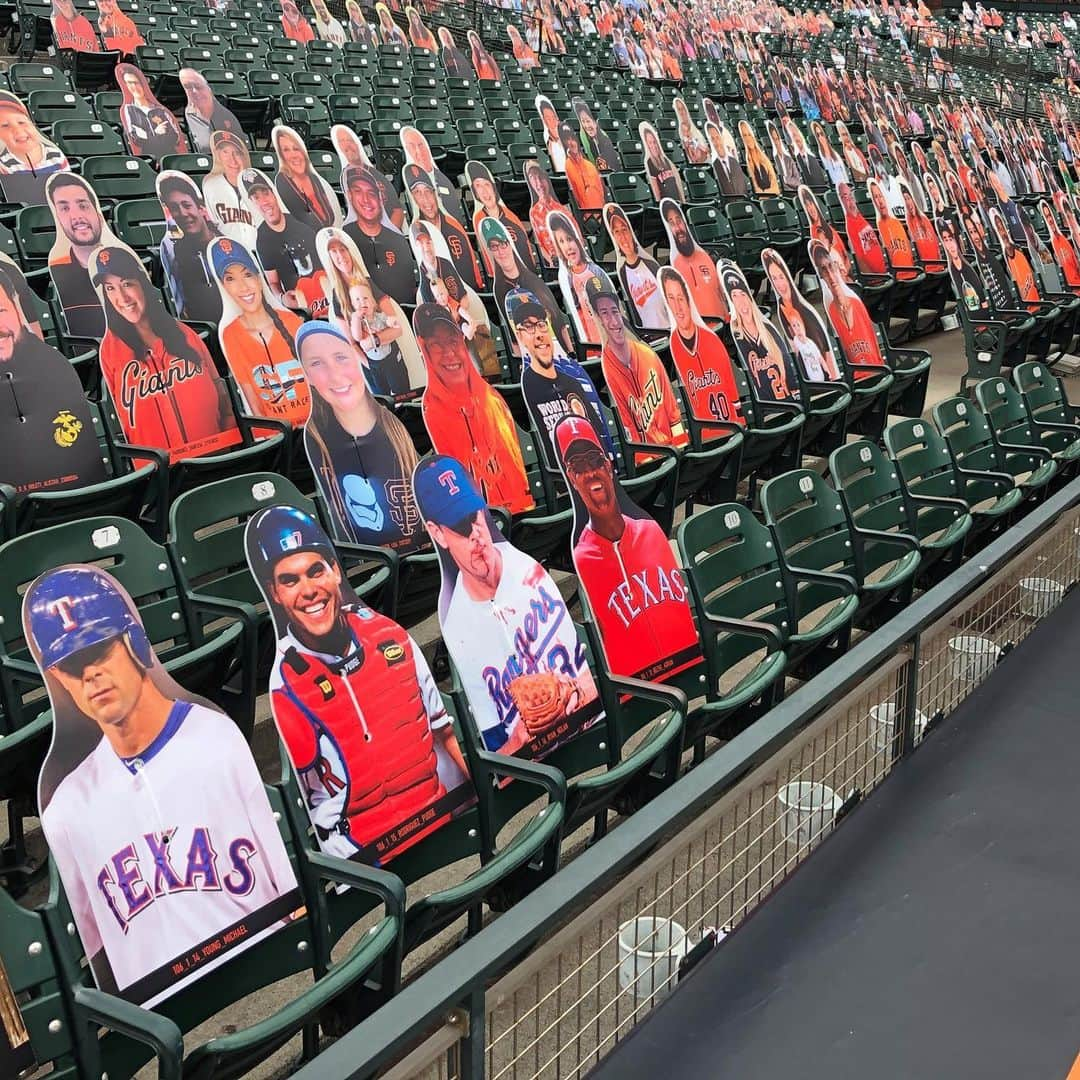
left=869, top=178, right=918, bottom=272
left=589, top=280, right=687, bottom=459
left=96, top=0, right=142, bottom=53
left=560, top=124, right=605, bottom=212
left=839, top=181, right=888, bottom=276
left=811, top=239, right=887, bottom=380
left=902, top=184, right=945, bottom=270
left=280, top=0, right=315, bottom=42
left=1041, top=199, right=1080, bottom=292
left=51, top=0, right=99, bottom=51
left=662, top=199, right=729, bottom=322
left=990, top=208, right=1039, bottom=304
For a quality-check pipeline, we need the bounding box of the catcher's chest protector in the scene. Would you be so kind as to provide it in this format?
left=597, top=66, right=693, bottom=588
left=282, top=609, right=444, bottom=840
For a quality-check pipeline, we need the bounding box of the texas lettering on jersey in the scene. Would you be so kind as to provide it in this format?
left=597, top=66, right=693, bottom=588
left=97, top=826, right=261, bottom=934
left=604, top=564, right=688, bottom=630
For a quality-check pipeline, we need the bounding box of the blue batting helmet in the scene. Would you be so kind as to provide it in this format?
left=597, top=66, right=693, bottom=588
left=246, top=506, right=337, bottom=582
left=25, top=566, right=153, bottom=672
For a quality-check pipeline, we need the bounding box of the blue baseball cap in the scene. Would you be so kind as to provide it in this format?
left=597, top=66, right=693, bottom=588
left=413, top=454, right=486, bottom=528
left=294, top=319, right=350, bottom=356
left=208, top=236, right=260, bottom=282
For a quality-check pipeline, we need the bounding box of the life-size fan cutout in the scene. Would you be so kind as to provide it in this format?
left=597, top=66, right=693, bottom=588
left=28, top=564, right=301, bottom=1008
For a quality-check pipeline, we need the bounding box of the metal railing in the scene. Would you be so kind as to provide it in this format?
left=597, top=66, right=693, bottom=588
left=297, top=476, right=1080, bottom=1080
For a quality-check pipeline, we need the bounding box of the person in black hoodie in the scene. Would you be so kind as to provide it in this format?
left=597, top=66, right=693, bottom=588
left=0, top=265, right=104, bottom=493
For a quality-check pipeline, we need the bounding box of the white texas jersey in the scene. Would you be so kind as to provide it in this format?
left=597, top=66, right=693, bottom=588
left=441, top=543, right=592, bottom=743
left=42, top=701, right=298, bottom=1000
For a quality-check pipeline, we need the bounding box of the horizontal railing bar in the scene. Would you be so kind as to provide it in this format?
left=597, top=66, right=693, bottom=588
left=294, top=476, right=1080, bottom=1080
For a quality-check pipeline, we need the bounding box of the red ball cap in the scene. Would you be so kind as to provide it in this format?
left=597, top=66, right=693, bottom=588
left=555, top=415, right=603, bottom=463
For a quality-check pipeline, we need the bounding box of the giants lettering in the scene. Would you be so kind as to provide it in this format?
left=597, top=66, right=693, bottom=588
left=605, top=566, right=687, bottom=629
left=628, top=368, right=664, bottom=438
left=120, top=355, right=203, bottom=428
left=214, top=204, right=253, bottom=226
left=96, top=828, right=260, bottom=932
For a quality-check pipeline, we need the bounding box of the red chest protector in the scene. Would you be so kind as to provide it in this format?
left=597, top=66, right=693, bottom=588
left=276, top=608, right=445, bottom=846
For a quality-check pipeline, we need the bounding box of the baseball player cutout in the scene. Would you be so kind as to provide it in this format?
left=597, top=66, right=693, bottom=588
left=552, top=416, right=700, bottom=684
left=246, top=507, right=472, bottom=862
left=29, top=566, right=301, bottom=1006
left=414, top=455, right=601, bottom=756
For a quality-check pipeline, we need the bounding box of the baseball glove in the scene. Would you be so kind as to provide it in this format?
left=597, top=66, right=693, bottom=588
left=508, top=672, right=579, bottom=737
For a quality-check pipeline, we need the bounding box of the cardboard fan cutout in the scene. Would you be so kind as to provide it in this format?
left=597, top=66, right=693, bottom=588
left=586, top=271, right=689, bottom=458
left=341, top=163, right=418, bottom=307
left=97, top=0, right=144, bottom=53
left=157, top=171, right=225, bottom=326
left=0, top=262, right=105, bottom=495
left=552, top=414, right=701, bottom=684
left=465, top=159, right=537, bottom=276
left=272, top=124, right=342, bottom=231
left=180, top=68, right=245, bottom=154
left=707, top=120, right=750, bottom=197
left=572, top=97, right=620, bottom=173
left=438, top=26, right=472, bottom=79
left=208, top=236, right=311, bottom=428
left=0, top=252, right=44, bottom=339
left=415, top=453, right=602, bottom=757
left=480, top=217, right=573, bottom=355
left=761, top=247, right=842, bottom=382
left=47, top=172, right=127, bottom=340
left=403, top=163, right=484, bottom=293
left=525, top=159, right=572, bottom=269
left=507, top=285, right=614, bottom=469
left=414, top=302, right=534, bottom=515
left=116, top=64, right=186, bottom=159
left=660, top=197, right=729, bottom=323
left=50, top=0, right=100, bottom=52
left=935, top=213, right=989, bottom=312
left=297, top=321, right=426, bottom=553
left=410, top=219, right=499, bottom=379
left=467, top=29, right=501, bottom=82
left=400, top=125, right=466, bottom=225
left=29, top=565, right=301, bottom=1007
left=547, top=210, right=604, bottom=345
left=869, top=176, right=918, bottom=274
left=604, top=203, right=669, bottom=331
left=91, top=245, right=243, bottom=462
left=1039, top=199, right=1080, bottom=291
left=317, top=227, right=425, bottom=400
left=720, top=261, right=801, bottom=403
left=899, top=178, right=944, bottom=268
left=240, top=168, right=328, bottom=318
left=311, top=0, right=346, bottom=44
left=738, top=121, right=780, bottom=195
left=536, top=95, right=568, bottom=174
left=0, top=90, right=71, bottom=207
left=809, top=238, right=889, bottom=380
left=375, top=1, right=407, bottom=46
left=247, top=505, right=470, bottom=861
left=280, top=0, right=315, bottom=42
left=201, top=129, right=259, bottom=247
left=674, top=96, right=710, bottom=166
left=641, top=122, right=685, bottom=205
left=559, top=121, right=606, bottom=213
left=331, top=126, right=406, bottom=232
left=798, top=184, right=855, bottom=280
left=658, top=265, right=744, bottom=438
left=838, top=180, right=889, bottom=276
left=406, top=5, right=437, bottom=50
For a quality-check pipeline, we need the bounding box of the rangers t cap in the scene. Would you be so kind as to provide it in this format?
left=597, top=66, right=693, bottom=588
left=555, top=415, right=604, bottom=462
left=413, top=454, right=487, bottom=527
